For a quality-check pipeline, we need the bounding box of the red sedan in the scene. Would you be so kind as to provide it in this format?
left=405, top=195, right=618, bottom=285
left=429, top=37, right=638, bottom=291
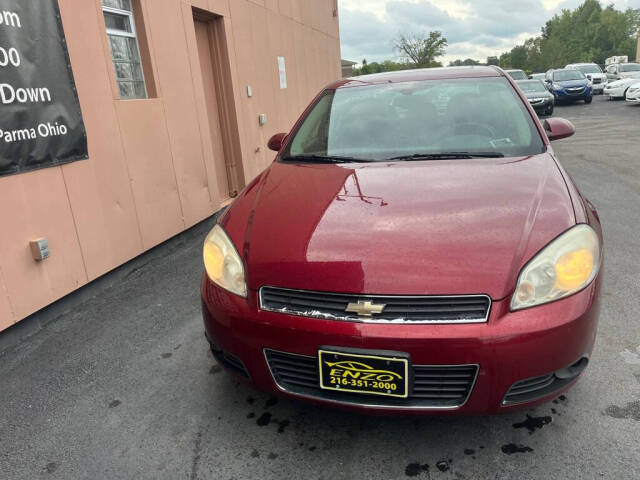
left=201, top=66, right=602, bottom=414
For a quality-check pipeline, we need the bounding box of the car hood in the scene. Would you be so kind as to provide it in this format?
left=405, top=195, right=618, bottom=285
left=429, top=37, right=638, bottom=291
left=243, top=155, right=575, bottom=299
left=555, top=79, right=588, bottom=88
left=620, top=71, right=640, bottom=79
left=607, top=77, right=640, bottom=88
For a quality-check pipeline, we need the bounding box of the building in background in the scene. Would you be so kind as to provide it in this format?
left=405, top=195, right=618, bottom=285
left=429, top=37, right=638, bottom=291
left=0, top=0, right=341, bottom=332
left=341, top=59, right=357, bottom=77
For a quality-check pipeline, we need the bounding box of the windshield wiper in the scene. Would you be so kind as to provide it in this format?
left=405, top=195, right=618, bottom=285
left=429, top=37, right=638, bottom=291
left=280, top=154, right=377, bottom=164
left=386, top=152, right=504, bottom=161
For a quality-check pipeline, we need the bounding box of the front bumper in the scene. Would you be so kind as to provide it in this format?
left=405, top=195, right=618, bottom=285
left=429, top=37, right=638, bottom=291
left=201, top=276, right=600, bottom=415
left=625, top=90, right=640, bottom=103
left=528, top=98, right=553, bottom=113
left=553, top=86, right=592, bottom=101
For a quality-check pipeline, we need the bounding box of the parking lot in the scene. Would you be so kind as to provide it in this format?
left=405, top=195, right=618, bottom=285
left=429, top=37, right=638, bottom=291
left=1, top=95, right=639, bottom=480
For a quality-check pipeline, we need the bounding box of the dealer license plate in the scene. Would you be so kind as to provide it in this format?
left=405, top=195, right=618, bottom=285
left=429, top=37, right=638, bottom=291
left=318, top=349, right=409, bottom=398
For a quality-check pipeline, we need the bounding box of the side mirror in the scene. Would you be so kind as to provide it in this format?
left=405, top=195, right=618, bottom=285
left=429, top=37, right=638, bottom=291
left=268, top=133, right=287, bottom=152
left=543, top=117, right=575, bottom=141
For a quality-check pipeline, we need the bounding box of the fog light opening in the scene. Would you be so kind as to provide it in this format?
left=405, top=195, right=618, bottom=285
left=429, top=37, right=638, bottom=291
left=554, top=356, right=589, bottom=380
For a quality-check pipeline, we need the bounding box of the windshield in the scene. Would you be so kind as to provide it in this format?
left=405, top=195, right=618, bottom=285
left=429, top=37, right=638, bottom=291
left=574, top=64, right=602, bottom=74
left=507, top=70, right=528, bottom=80
left=553, top=70, right=585, bottom=81
left=281, top=77, right=545, bottom=162
left=517, top=80, right=547, bottom=93
left=620, top=63, right=640, bottom=72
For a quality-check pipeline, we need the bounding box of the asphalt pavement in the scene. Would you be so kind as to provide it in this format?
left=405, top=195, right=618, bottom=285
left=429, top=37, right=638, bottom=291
left=1, top=95, right=639, bottom=480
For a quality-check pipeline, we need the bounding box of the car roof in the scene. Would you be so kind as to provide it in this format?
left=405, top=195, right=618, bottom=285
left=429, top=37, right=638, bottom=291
left=566, top=63, right=597, bottom=66
left=505, top=69, right=524, bottom=72
left=334, top=66, right=504, bottom=89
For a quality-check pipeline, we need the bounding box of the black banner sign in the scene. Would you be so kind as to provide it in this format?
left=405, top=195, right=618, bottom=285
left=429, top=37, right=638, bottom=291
left=0, top=0, right=88, bottom=177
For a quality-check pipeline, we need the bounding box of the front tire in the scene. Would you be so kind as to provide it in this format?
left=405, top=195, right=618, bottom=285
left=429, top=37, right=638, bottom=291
left=546, top=104, right=554, bottom=116
left=584, top=96, right=592, bottom=104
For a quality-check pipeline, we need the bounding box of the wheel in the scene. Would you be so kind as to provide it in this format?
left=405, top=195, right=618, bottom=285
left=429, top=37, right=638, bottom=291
left=546, top=104, right=554, bottom=116
left=584, top=96, right=592, bottom=104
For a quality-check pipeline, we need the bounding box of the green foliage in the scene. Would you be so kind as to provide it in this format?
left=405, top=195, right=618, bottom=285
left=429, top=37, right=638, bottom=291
left=352, top=59, right=415, bottom=76
left=499, top=0, right=639, bottom=72
left=449, top=58, right=481, bottom=66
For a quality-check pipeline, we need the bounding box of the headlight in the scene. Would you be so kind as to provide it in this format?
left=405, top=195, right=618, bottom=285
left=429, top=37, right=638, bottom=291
left=511, top=225, right=600, bottom=311
left=203, top=224, right=247, bottom=297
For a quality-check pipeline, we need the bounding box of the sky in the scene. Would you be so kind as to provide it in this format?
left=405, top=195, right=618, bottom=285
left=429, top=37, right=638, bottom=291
left=338, top=0, right=640, bottom=66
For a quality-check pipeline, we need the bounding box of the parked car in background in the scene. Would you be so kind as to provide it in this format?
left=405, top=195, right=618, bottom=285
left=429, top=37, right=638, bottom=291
left=605, top=62, right=640, bottom=81
left=566, top=63, right=607, bottom=94
left=516, top=79, right=555, bottom=115
left=505, top=69, right=528, bottom=80
left=529, top=73, right=546, bottom=81
left=201, top=66, right=602, bottom=415
left=624, top=82, right=640, bottom=104
left=603, top=75, right=640, bottom=99
left=545, top=69, right=593, bottom=103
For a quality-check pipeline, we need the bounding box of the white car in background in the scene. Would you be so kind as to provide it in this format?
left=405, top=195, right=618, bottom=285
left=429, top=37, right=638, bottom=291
left=566, top=63, right=607, bottom=94
left=626, top=82, right=640, bottom=104
left=603, top=75, right=640, bottom=99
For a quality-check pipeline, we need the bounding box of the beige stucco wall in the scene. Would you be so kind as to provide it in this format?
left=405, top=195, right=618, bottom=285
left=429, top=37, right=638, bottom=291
left=0, top=0, right=341, bottom=331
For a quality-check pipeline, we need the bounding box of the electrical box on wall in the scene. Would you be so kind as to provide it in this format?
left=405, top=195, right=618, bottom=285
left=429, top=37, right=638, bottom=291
left=30, top=238, right=50, bottom=261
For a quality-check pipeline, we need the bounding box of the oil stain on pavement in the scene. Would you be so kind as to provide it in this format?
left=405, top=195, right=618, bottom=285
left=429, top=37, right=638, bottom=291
left=512, top=414, right=552, bottom=434
left=501, top=444, right=534, bottom=455
left=604, top=401, right=640, bottom=421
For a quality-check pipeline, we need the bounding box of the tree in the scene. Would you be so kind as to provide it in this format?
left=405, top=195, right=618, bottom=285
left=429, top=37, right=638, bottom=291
left=393, top=31, right=448, bottom=67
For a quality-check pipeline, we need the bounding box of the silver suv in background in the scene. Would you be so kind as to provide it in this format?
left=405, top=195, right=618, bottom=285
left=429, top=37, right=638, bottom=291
left=566, top=63, right=607, bottom=94
left=605, top=62, right=640, bottom=81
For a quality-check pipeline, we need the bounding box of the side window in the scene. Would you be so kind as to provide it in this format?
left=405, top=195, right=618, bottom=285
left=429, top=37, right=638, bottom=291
left=288, top=93, right=334, bottom=156
left=102, top=0, right=148, bottom=99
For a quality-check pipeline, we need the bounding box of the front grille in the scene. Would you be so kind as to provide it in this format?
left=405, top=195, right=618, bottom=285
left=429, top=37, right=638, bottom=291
left=265, top=349, right=478, bottom=408
left=259, top=287, right=491, bottom=324
left=593, top=78, right=602, bottom=84
left=567, top=87, right=585, bottom=94
left=528, top=98, right=543, bottom=104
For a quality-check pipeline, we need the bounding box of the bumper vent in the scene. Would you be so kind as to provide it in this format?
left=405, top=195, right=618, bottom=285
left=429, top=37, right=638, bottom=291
left=259, top=287, right=490, bottom=324
left=265, top=349, right=478, bottom=409
left=210, top=344, right=250, bottom=379
left=503, top=357, right=589, bottom=405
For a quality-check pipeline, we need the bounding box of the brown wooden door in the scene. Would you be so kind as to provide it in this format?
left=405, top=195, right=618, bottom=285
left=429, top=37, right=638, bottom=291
left=194, top=19, right=233, bottom=202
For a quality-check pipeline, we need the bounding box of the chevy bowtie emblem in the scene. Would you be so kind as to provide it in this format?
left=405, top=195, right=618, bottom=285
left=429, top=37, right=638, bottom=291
left=345, top=300, right=386, bottom=317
